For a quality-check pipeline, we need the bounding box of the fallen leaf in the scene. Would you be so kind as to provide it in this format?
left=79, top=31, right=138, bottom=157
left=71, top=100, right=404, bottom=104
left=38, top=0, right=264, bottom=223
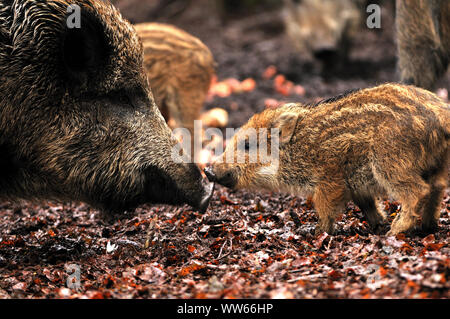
left=328, top=270, right=343, bottom=280
left=263, top=65, right=277, bottom=79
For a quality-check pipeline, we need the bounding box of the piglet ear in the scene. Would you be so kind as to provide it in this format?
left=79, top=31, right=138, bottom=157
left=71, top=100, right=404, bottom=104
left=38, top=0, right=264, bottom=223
left=273, top=112, right=298, bottom=145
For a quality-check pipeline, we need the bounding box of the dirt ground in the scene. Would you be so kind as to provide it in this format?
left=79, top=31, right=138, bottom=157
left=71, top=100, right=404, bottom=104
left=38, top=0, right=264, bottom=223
left=0, top=1, right=449, bottom=299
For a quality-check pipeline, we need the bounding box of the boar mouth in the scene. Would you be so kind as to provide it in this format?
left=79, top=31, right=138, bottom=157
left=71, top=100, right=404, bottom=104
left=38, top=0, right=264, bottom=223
left=143, top=165, right=214, bottom=213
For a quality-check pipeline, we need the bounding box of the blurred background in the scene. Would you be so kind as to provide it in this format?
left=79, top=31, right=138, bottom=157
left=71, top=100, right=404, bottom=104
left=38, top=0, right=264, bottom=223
left=112, top=0, right=449, bottom=128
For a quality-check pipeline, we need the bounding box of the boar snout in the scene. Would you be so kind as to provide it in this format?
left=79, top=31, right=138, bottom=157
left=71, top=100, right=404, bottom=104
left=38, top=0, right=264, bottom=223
left=144, top=163, right=213, bottom=213
left=197, top=182, right=215, bottom=213
left=204, top=166, right=237, bottom=189
left=184, top=180, right=214, bottom=214
left=204, top=166, right=217, bottom=182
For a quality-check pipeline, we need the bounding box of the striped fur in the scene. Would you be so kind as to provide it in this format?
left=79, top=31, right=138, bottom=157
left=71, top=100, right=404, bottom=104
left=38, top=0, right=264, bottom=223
left=135, top=22, right=215, bottom=149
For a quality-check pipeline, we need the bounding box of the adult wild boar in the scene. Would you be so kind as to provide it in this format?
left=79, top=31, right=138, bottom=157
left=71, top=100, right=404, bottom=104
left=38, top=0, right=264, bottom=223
left=0, top=0, right=213, bottom=216
left=396, top=0, right=450, bottom=90
left=205, top=84, right=449, bottom=236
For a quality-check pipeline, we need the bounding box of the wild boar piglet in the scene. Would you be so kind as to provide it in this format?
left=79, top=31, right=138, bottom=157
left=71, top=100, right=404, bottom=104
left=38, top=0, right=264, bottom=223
left=135, top=22, right=215, bottom=158
left=205, top=84, right=450, bottom=235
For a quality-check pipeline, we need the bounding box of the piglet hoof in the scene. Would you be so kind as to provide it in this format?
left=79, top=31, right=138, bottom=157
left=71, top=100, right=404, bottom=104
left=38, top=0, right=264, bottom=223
left=420, top=221, right=439, bottom=235
left=386, top=228, right=410, bottom=237
left=314, top=226, right=334, bottom=236
left=386, top=230, right=398, bottom=237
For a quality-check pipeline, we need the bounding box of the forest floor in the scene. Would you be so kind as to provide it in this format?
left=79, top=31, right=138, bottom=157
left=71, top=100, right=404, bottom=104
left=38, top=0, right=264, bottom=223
left=0, top=1, right=449, bottom=299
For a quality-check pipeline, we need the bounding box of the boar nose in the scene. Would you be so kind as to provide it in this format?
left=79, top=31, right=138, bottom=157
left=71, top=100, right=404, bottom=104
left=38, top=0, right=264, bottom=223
left=204, top=166, right=217, bottom=182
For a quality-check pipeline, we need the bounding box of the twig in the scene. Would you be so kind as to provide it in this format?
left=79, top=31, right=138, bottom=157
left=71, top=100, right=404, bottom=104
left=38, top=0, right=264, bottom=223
left=287, top=274, right=324, bottom=283
left=217, top=239, right=227, bottom=259
left=217, top=237, right=233, bottom=260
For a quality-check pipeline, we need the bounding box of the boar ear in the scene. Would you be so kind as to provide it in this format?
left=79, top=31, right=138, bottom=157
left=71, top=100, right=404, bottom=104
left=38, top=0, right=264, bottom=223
left=61, top=10, right=108, bottom=85
left=273, top=112, right=298, bottom=145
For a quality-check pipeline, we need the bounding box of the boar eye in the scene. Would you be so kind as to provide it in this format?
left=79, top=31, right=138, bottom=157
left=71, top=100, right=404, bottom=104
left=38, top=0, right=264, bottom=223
left=117, top=92, right=132, bottom=106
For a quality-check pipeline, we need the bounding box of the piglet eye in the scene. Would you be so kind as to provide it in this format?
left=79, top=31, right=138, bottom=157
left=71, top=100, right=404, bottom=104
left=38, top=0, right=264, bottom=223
left=244, top=140, right=250, bottom=151
left=239, top=138, right=256, bottom=152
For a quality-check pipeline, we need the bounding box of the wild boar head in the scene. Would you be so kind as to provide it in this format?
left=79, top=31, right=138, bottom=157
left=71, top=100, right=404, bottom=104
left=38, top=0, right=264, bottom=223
left=204, top=105, right=304, bottom=192
left=0, top=0, right=213, bottom=215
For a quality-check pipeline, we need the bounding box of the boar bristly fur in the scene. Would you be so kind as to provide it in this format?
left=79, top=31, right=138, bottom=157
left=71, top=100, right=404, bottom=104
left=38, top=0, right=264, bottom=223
left=0, top=0, right=212, bottom=215
left=208, top=84, right=449, bottom=236
left=396, top=0, right=450, bottom=90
